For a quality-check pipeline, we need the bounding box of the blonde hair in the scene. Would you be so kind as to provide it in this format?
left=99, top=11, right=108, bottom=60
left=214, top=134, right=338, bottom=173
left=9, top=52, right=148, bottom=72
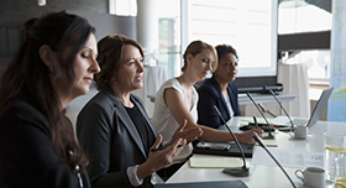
left=182, top=40, right=218, bottom=73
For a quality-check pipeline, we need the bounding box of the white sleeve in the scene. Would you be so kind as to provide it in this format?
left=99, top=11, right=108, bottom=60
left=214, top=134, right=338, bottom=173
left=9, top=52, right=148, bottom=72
left=126, top=165, right=143, bottom=187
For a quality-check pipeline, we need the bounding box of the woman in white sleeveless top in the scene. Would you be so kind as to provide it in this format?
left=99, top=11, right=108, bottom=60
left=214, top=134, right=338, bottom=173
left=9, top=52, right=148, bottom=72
left=152, top=41, right=263, bottom=180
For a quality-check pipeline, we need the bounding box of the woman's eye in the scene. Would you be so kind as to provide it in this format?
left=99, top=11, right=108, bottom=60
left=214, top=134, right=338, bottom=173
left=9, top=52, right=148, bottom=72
left=81, top=52, right=89, bottom=58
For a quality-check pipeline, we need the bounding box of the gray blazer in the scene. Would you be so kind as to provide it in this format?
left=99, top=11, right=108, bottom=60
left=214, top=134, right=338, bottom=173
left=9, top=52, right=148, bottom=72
left=77, top=87, right=159, bottom=188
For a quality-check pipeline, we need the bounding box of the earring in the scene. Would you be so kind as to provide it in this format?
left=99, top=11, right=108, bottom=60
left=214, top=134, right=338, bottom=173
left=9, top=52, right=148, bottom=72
left=112, top=76, right=117, bottom=82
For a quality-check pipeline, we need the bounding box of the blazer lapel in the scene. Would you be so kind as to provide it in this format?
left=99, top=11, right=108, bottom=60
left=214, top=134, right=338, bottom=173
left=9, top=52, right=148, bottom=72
left=106, top=88, right=147, bottom=159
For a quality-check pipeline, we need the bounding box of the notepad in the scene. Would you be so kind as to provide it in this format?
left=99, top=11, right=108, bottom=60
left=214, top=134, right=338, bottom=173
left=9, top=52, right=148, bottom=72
left=256, top=139, right=278, bottom=147
left=154, top=180, right=248, bottom=188
left=189, top=157, right=243, bottom=168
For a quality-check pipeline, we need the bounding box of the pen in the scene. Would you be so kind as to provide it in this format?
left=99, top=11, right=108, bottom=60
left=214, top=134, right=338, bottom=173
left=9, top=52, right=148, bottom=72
left=253, top=116, right=259, bottom=129
left=150, top=145, right=183, bottom=152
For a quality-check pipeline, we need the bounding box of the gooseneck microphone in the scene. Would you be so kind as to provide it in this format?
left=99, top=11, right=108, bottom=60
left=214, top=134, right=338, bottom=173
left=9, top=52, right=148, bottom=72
left=246, top=92, right=275, bottom=139
left=252, top=133, right=297, bottom=188
left=213, top=106, right=250, bottom=177
left=268, top=89, right=294, bottom=132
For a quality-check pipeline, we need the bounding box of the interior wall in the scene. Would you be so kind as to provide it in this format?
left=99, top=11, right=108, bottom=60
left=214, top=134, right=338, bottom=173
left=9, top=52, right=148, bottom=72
left=0, top=0, right=108, bottom=28
left=67, top=10, right=136, bottom=42
left=0, top=0, right=136, bottom=81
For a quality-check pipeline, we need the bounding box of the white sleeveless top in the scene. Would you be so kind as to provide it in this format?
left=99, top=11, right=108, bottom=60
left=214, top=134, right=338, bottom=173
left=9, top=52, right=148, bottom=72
left=152, top=78, right=198, bottom=165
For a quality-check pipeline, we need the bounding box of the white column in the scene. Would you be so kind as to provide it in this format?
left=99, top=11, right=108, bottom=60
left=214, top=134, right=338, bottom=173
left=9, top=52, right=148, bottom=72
left=136, top=0, right=158, bottom=52
left=134, top=0, right=159, bottom=117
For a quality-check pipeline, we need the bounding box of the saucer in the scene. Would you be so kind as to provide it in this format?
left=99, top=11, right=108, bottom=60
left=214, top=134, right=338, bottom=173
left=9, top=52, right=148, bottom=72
left=294, top=179, right=334, bottom=188
left=288, top=132, right=310, bottom=140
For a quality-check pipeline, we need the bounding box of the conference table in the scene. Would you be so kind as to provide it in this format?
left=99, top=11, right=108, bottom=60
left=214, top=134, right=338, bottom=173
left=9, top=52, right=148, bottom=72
left=164, top=117, right=346, bottom=188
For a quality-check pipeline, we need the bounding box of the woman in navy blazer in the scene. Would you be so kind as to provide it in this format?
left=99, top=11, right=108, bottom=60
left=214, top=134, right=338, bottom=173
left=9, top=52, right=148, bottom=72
left=197, top=44, right=241, bottom=129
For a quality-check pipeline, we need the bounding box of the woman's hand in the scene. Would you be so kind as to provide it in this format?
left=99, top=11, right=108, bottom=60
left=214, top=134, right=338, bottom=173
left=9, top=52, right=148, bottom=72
left=169, top=119, right=203, bottom=145
left=236, top=129, right=263, bottom=144
left=136, top=135, right=186, bottom=180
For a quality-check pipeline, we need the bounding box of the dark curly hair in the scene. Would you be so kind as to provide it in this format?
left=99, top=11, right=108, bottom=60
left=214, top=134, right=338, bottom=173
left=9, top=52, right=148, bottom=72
left=215, top=44, right=238, bottom=61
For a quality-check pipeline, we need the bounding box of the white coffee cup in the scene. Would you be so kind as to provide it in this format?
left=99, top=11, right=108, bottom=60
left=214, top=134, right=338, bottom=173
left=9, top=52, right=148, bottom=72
left=294, top=126, right=308, bottom=139
left=295, top=167, right=325, bottom=188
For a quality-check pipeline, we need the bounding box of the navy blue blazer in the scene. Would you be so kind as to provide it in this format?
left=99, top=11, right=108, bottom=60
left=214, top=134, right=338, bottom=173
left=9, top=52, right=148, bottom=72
left=197, top=76, right=241, bottom=129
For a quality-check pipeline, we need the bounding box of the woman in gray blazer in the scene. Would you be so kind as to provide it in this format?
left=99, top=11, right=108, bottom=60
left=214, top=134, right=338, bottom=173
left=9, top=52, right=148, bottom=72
left=77, top=34, right=201, bottom=188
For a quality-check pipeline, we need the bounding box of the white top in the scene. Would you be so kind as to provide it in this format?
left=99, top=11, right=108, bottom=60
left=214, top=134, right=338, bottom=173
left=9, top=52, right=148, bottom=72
left=225, top=93, right=235, bottom=117
left=152, top=78, right=198, bottom=164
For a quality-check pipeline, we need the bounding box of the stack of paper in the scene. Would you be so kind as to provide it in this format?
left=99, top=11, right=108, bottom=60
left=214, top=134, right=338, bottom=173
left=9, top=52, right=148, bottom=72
left=189, top=157, right=243, bottom=168
left=257, top=139, right=278, bottom=147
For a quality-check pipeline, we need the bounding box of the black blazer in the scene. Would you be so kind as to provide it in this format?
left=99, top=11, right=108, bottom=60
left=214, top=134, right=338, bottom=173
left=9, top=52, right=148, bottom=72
left=197, top=76, right=241, bottom=129
left=77, top=87, right=159, bottom=188
left=0, top=101, right=90, bottom=188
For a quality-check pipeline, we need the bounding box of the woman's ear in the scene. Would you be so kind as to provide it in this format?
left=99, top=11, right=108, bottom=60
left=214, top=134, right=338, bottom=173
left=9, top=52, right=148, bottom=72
left=186, top=53, right=193, bottom=64
left=39, top=45, right=57, bottom=70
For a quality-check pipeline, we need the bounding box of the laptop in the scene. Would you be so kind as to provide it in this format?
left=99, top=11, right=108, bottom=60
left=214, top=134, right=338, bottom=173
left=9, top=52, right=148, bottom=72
left=271, top=87, right=334, bottom=127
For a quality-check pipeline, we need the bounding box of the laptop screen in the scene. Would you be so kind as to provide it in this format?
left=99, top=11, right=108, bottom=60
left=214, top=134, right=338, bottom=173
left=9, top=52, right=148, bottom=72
left=306, top=87, right=334, bottom=127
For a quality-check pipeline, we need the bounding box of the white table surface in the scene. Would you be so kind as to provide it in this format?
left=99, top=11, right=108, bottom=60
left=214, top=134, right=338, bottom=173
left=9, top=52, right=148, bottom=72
left=165, top=117, right=346, bottom=188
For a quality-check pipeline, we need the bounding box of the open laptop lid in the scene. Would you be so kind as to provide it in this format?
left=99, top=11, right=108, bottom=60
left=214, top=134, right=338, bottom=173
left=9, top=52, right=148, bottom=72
left=306, top=87, right=334, bottom=127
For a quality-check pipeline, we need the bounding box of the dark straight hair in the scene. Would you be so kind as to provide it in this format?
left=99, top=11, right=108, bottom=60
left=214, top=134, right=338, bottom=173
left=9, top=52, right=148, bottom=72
left=0, top=11, right=95, bottom=173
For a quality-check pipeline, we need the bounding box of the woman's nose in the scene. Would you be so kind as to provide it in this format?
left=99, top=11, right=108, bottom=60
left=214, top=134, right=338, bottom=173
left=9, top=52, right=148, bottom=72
left=90, top=59, right=101, bottom=73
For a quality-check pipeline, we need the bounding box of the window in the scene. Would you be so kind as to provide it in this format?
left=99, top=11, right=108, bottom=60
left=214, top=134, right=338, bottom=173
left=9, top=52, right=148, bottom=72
left=109, top=0, right=137, bottom=16
left=158, top=0, right=181, bottom=78
left=278, top=0, right=332, bottom=85
left=283, top=50, right=330, bottom=84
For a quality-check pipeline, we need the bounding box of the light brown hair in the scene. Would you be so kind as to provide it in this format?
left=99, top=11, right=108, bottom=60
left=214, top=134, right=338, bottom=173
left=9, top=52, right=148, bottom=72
left=182, top=40, right=218, bottom=73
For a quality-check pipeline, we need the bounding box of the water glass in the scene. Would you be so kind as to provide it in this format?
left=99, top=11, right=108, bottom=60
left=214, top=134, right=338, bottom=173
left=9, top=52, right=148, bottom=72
left=324, top=132, right=346, bottom=183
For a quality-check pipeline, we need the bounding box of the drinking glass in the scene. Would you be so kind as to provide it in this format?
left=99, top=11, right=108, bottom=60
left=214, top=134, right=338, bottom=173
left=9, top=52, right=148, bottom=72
left=324, top=132, right=346, bottom=184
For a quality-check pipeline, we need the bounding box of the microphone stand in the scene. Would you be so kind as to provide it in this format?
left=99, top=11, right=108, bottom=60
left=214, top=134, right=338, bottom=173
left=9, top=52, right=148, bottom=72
left=246, top=92, right=275, bottom=139
left=268, top=89, right=294, bottom=132
left=213, top=106, right=250, bottom=177
left=253, top=133, right=297, bottom=188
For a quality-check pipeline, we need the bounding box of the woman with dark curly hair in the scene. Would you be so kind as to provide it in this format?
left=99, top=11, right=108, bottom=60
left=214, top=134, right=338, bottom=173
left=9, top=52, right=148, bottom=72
left=197, top=44, right=241, bottom=129
left=0, top=12, right=100, bottom=188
